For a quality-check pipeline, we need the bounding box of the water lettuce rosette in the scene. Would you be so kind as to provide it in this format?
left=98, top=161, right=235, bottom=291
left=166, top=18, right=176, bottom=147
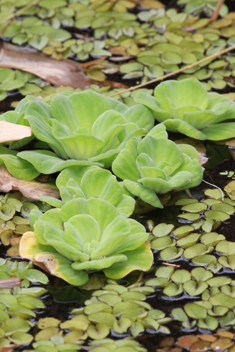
left=134, top=78, right=235, bottom=141
left=41, top=166, right=135, bottom=218
left=19, top=198, right=153, bottom=286
left=0, top=91, right=155, bottom=180
left=112, top=134, right=203, bottom=208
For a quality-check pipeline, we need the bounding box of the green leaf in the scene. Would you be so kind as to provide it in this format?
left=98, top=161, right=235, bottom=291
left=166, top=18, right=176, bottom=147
left=0, top=154, right=40, bottom=180
left=0, top=79, right=24, bottom=91
left=22, top=269, right=48, bottom=284
left=47, top=29, right=71, bottom=41
left=152, top=223, right=174, bottom=237
left=39, top=0, right=67, bottom=9
left=124, top=180, right=163, bottom=208
left=183, top=281, right=208, bottom=296
left=28, top=35, right=48, bottom=50
left=184, top=303, right=207, bottom=319
left=154, top=78, right=208, bottom=109
left=112, top=137, right=141, bottom=181
left=104, top=242, right=153, bottom=279
left=203, top=122, right=235, bottom=141
left=18, top=150, right=95, bottom=174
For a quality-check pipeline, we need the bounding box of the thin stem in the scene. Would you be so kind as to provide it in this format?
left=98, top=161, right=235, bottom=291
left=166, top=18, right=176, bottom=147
left=202, top=179, right=224, bottom=201
left=110, top=43, right=235, bottom=97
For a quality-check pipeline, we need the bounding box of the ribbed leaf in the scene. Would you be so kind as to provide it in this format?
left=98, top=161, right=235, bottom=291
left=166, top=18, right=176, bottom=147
left=112, top=137, right=140, bottom=182
left=123, top=180, right=163, bottom=208
left=104, top=242, right=153, bottom=279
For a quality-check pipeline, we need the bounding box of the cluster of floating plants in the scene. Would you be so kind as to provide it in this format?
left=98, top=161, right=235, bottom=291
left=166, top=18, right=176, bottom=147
left=1, top=0, right=235, bottom=92
left=71, top=280, right=171, bottom=338
left=0, top=69, right=235, bottom=350
left=0, top=259, right=48, bottom=350
left=149, top=186, right=235, bottom=264
left=2, top=1, right=235, bottom=350
left=0, top=191, right=51, bottom=256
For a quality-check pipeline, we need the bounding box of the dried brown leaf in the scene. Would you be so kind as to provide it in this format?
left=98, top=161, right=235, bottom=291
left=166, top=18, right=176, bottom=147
left=0, top=166, right=59, bottom=201
left=0, top=42, right=109, bottom=88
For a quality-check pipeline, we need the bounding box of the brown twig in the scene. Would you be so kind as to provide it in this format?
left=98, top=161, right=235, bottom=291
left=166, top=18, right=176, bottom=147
left=79, top=56, right=107, bottom=69
left=210, top=0, right=225, bottom=21
left=163, top=262, right=181, bottom=267
left=110, top=43, right=235, bottom=97
left=0, top=19, right=14, bottom=36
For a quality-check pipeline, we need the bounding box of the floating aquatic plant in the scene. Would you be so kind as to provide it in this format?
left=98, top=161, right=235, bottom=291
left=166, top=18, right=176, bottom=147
left=134, top=78, right=235, bottom=141
left=112, top=125, right=203, bottom=208
left=41, top=166, right=135, bottom=218
left=0, top=91, right=154, bottom=180
left=19, top=198, right=153, bottom=286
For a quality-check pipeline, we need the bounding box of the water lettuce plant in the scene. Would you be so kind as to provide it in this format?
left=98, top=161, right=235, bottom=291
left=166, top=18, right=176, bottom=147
left=112, top=131, right=203, bottom=208
left=18, top=90, right=153, bottom=167
left=19, top=198, right=153, bottom=286
left=0, top=91, right=155, bottom=180
left=41, top=166, right=135, bottom=218
left=134, top=78, right=235, bottom=141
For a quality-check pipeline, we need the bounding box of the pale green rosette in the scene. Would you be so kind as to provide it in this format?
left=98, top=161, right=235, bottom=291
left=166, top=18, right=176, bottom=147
left=134, top=78, right=235, bottom=141
left=112, top=133, right=203, bottom=208
left=19, top=198, right=153, bottom=286
left=40, top=166, right=135, bottom=218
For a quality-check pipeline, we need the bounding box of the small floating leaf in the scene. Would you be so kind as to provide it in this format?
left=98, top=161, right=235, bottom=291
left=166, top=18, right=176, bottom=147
left=184, top=244, right=210, bottom=259
left=205, top=211, right=230, bottom=221
left=160, top=247, right=184, bottom=261
left=177, top=233, right=200, bottom=248
left=178, top=213, right=200, bottom=221
left=163, top=282, right=183, bottom=297
left=216, top=240, right=235, bottom=256
left=184, top=303, right=207, bottom=319
left=183, top=281, right=208, bottom=296
left=152, top=223, right=174, bottom=237
left=204, top=189, right=223, bottom=200
left=181, top=203, right=207, bottom=213
left=151, top=236, right=175, bottom=250
left=171, top=270, right=191, bottom=284
left=172, top=225, right=194, bottom=238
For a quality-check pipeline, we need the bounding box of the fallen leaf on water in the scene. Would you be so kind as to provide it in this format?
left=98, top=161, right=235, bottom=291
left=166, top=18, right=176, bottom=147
left=0, top=42, right=125, bottom=89
left=211, top=337, right=234, bottom=350
left=215, top=330, right=234, bottom=338
left=198, top=334, right=217, bottom=342
left=0, top=166, right=59, bottom=201
left=0, top=121, right=32, bottom=143
left=0, top=277, right=21, bottom=288
left=177, top=336, right=199, bottom=348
